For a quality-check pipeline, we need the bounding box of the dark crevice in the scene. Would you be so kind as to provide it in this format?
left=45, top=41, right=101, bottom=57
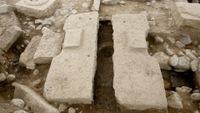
left=93, top=21, right=119, bottom=111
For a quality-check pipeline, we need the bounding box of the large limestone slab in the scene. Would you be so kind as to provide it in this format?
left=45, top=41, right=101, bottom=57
left=175, top=2, right=200, bottom=29
left=15, top=0, right=59, bottom=18
left=112, top=13, right=167, bottom=110
left=33, top=27, right=63, bottom=64
left=44, top=12, right=99, bottom=104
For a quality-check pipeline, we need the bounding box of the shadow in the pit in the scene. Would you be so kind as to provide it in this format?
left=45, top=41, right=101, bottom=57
left=93, top=20, right=119, bottom=112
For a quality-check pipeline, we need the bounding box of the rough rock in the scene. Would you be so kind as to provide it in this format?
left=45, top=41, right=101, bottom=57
left=112, top=13, right=167, bottom=110
left=153, top=52, right=172, bottom=70
left=167, top=91, right=183, bottom=109
left=191, top=93, right=200, bottom=101
left=68, top=107, right=76, bottom=113
left=33, top=27, right=63, bottom=64
left=12, top=82, right=59, bottom=113
left=185, top=49, right=197, bottom=60
left=0, top=26, right=21, bottom=52
left=176, top=86, right=192, bottom=94
left=19, top=36, right=41, bottom=69
left=7, top=74, right=16, bottom=82
left=15, top=0, right=60, bottom=18
left=0, top=4, right=12, bottom=14
left=176, top=56, right=190, bottom=71
left=175, top=41, right=185, bottom=48
left=179, top=34, right=192, bottom=45
left=191, top=59, right=198, bottom=72
left=10, top=98, right=25, bottom=108
left=0, top=73, right=6, bottom=82
left=175, top=2, right=200, bottom=29
left=44, top=12, right=99, bottom=104
left=169, top=55, right=179, bottom=67
left=102, top=0, right=120, bottom=5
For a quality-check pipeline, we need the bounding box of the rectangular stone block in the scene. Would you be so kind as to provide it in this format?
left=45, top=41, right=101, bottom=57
left=0, top=26, right=21, bottom=52
left=15, top=0, right=59, bottom=18
left=44, top=12, right=99, bottom=104
left=112, top=13, right=167, bottom=110
left=33, top=27, right=63, bottom=64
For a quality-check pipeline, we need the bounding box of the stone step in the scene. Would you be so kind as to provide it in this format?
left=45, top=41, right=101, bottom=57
left=43, top=12, right=99, bottom=104
left=112, top=13, right=167, bottom=110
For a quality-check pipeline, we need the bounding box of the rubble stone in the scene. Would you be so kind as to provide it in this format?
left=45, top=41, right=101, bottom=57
left=153, top=52, right=172, bottom=70
left=191, top=93, right=200, bottom=101
left=33, top=27, right=63, bottom=64
left=92, top=0, right=101, bottom=11
left=191, top=59, right=198, bottom=72
left=12, top=82, right=59, bottom=113
left=0, top=73, right=6, bottom=83
left=15, top=0, right=60, bottom=18
left=176, top=56, right=190, bottom=71
left=169, top=55, right=179, bottom=67
left=13, top=110, right=27, bottom=113
left=0, top=26, right=21, bottom=52
left=10, top=98, right=25, bottom=108
left=167, top=91, right=183, bottom=109
left=20, top=36, right=41, bottom=69
left=44, top=12, right=99, bottom=104
left=112, top=13, right=167, bottom=110
left=0, top=4, right=12, bottom=14
left=175, top=2, right=200, bottom=29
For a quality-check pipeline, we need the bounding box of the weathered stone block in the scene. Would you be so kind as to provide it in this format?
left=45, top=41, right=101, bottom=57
left=15, top=0, right=59, bottom=18
left=33, top=27, right=63, bottom=64
left=12, top=83, right=59, bottom=113
left=0, top=26, right=21, bottom=52
left=20, top=36, right=41, bottom=69
left=175, top=2, right=200, bottom=29
left=44, top=12, right=99, bottom=104
left=112, top=13, right=167, bottom=110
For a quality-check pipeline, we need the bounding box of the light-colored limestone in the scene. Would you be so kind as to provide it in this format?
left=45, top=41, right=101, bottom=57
left=92, top=0, right=101, bottom=11
left=153, top=52, right=172, bottom=70
left=175, top=2, right=200, bottom=29
left=167, top=91, right=183, bottom=109
left=44, top=12, right=99, bottom=104
left=33, top=27, right=63, bottom=64
left=12, top=82, right=59, bottom=113
left=112, top=13, right=167, bottom=110
left=15, top=0, right=59, bottom=18
left=0, top=26, right=21, bottom=52
left=0, top=4, right=12, bottom=14
left=20, top=36, right=41, bottom=69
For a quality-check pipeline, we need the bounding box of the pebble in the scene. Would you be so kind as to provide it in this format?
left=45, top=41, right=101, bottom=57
left=176, top=86, right=192, bottom=94
left=169, top=55, right=178, bottom=67
left=167, top=91, right=183, bottom=109
left=185, top=49, right=197, bottom=60
left=68, top=107, right=76, bottom=113
left=11, top=98, right=25, bottom=108
left=179, top=34, right=192, bottom=45
left=0, top=73, right=6, bottom=82
left=191, top=93, right=200, bottom=101
left=175, top=41, right=185, bottom=48
left=7, top=74, right=16, bottom=82
left=58, top=104, right=68, bottom=112
left=33, top=69, right=39, bottom=76
left=176, top=56, right=190, bottom=71
left=155, top=35, right=164, bottom=43
left=167, top=37, right=175, bottom=44
left=191, top=59, right=198, bottom=72
left=13, top=110, right=27, bottom=113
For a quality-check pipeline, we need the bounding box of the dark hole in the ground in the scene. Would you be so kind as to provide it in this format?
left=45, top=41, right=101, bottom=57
left=187, top=0, right=200, bottom=3
left=93, top=21, right=119, bottom=111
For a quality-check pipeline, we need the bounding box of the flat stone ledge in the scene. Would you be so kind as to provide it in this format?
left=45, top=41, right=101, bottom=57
left=112, top=13, right=167, bottom=110
left=44, top=12, right=99, bottom=104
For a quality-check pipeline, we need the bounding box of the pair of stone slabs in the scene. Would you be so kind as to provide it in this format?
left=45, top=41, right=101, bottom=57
left=44, top=12, right=167, bottom=110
